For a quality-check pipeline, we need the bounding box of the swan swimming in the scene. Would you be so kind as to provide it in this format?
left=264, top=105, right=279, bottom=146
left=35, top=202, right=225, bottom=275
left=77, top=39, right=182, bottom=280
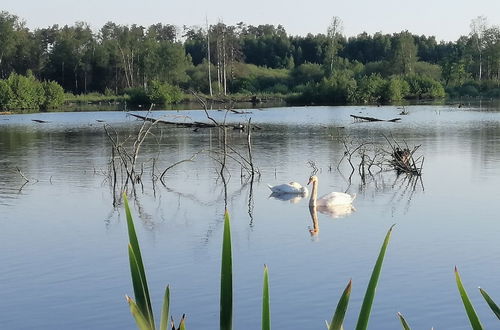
left=308, top=175, right=355, bottom=208
left=267, top=181, right=308, bottom=195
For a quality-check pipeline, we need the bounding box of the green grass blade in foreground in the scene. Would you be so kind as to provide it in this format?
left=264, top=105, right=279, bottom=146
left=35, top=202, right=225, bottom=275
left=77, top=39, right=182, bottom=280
left=220, top=210, right=233, bottom=330
left=355, top=225, right=395, bottom=330
left=160, top=286, right=170, bottom=330
left=128, top=245, right=153, bottom=329
left=397, top=312, right=411, bottom=330
left=329, top=280, right=352, bottom=330
left=126, top=295, right=153, bottom=330
left=455, top=267, right=483, bottom=330
left=179, top=315, right=186, bottom=330
left=479, top=287, right=500, bottom=320
left=124, top=194, right=155, bottom=329
left=262, top=265, right=271, bottom=330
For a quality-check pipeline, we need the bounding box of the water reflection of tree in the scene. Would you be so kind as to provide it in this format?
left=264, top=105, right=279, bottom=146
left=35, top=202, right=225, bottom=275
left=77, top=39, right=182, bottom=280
left=356, top=170, right=424, bottom=216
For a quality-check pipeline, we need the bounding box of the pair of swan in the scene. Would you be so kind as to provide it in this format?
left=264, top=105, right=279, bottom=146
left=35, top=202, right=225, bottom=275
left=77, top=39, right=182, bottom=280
left=268, top=175, right=356, bottom=209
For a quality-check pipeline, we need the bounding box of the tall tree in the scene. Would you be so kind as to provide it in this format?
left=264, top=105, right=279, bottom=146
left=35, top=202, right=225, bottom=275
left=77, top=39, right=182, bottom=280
left=470, top=16, right=488, bottom=80
left=0, top=11, right=21, bottom=77
left=325, top=16, right=343, bottom=74
left=391, top=31, right=418, bottom=75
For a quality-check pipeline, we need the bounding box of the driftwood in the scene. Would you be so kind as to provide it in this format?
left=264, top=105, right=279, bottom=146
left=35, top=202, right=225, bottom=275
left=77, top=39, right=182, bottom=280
left=129, top=112, right=262, bottom=130
left=350, top=115, right=401, bottom=122
left=384, top=135, right=423, bottom=175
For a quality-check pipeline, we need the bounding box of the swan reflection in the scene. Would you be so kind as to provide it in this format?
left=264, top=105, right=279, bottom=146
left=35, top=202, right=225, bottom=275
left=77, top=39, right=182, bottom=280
left=269, top=191, right=308, bottom=204
left=308, top=202, right=356, bottom=236
left=309, top=205, right=320, bottom=236
left=317, top=204, right=356, bottom=218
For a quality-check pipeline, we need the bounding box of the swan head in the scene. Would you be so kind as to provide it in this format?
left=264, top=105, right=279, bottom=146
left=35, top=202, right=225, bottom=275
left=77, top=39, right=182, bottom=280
left=307, top=175, right=318, bottom=185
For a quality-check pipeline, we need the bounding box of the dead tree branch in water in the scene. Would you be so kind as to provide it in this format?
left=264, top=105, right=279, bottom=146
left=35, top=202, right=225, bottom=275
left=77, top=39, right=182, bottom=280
left=15, top=167, right=31, bottom=182
left=350, top=114, right=401, bottom=122
left=337, top=136, right=376, bottom=182
left=159, top=150, right=204, bottom=184
left=383, top=135, right=423, bottom=176
left=193, top=92, right=260, bottom=180
left=335, top=133, right=422, bottom=185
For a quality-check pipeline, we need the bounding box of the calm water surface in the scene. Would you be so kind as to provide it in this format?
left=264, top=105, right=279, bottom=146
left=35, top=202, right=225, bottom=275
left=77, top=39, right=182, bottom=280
left=1, top=104, right=500, bottom=329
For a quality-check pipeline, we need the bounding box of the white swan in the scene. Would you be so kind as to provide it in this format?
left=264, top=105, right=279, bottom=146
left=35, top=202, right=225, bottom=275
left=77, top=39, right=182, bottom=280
left=267, top=181, right=308, bottom=195
left=308, top=175, right=355, bottom=208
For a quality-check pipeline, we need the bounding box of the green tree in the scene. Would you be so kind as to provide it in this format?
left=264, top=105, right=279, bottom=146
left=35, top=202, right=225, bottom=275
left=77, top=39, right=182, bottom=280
left=391, top=31, right=418, bottom=75
left=0, top=11, right=20, bottom=77
left=355, top=73, right=385, bottom=103
left=325, top=16, right=344, bottom=75
left=42, top=80, right=64, bottom=109
left=469, top=16, right=488, bottom=80
left=381, top=76, right=409, bottom=101
left=146, top=80, right=182, bottom=105
left=0, top=79, right=13, bottom=108
left=6, top=72, right=45, bottom=109
left=291, top=63, right=325, bottom=85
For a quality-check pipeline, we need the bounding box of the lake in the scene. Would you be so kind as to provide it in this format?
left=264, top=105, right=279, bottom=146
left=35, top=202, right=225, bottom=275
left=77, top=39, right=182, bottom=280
left=1, top=103, right=500, bottom=329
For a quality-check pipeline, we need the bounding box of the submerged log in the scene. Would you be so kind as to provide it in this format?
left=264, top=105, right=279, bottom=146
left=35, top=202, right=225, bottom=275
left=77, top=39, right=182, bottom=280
left=129, top=112, right=262, bottom=130
left=32, top=119, right=49, bottom=123
left=350, top=114, right=401, bottom=122
left=129, top=113, right=217, bottom=128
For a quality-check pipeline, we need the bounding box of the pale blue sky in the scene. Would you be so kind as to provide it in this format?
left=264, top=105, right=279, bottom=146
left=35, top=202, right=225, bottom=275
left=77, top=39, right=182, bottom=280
left=3, top=0, right=500, bottom=41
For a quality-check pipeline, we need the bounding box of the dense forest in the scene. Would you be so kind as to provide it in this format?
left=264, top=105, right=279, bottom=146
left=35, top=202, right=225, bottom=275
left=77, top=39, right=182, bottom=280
left=0, top=11, right=499, bottom=110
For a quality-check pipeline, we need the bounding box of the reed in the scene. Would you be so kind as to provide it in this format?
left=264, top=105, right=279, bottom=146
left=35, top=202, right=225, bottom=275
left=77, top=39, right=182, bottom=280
left=122, top=198, right=400, bottom=329
left=455, top=267, right=483, bottom=330
left=262, top=265, right=271, bottom=330
left=220, top=210, right=233, bottom=330
left=124, top=193, right=171, bottom=330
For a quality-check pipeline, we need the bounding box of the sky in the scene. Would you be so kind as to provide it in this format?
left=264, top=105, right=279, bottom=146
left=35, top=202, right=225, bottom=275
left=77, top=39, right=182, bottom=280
left=3, top=0, right=500, bottom=41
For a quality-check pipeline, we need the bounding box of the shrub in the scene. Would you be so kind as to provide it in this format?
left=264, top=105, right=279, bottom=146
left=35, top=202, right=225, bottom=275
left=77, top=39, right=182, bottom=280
left=355, top=74, right=386, bottom=103
left=404, top=74, right=445, bottom=99
left=291, top=63, right=325, bottom=86
left=0, top=80, right=13, bottom=109
left=147, top=80, right=183, bottom=105
left=42, top=81, right=65, bottom=109
left=125, top=87, right=149, bottom=106
left=7, top=72, right=45, bottom=109
left=381, top=76, right=410, bottom=102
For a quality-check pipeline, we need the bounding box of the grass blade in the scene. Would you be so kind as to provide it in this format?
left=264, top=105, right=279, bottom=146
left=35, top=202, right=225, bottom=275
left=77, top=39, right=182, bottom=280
left=355, top=225, right=395, bottom=330
left=128, top=245, right=153, bottom=329
left=220, top=210, right=233, bottom=330
left=124, top=193, right=155, bottom=329
left=262, top=265, right=271, bottom=330
left=329, top=279, right=352, bottom=330
left=126, top=295, right=153, bottom=330
left=160, top=286, right=170, bottom=330
left=397, top=312, right=411, bottom=330
left=455, top=267, right=483, bottom=330
left=179, top=314, right=186, bottom=330
left=479, top=287, right=500, bottom=320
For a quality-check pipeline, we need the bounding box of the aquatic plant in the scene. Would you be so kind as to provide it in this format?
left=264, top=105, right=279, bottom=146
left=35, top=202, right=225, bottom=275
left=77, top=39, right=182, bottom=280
left=262, top=265, right=271, bottom=330
left=455, top=267, right=500, bottom=329
left=326, top=225, right=394, bottom=330
left=220, top=211, right=233, bottom=330
left=124, top=193, right=174, bottom=330
left=123, top=194, right=395, bottom=330
left=397, top=267, right=500, bottom=329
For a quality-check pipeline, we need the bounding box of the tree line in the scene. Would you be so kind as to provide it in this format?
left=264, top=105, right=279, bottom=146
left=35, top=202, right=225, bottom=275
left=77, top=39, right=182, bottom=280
left=0, top=11, right=499, bottom=110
